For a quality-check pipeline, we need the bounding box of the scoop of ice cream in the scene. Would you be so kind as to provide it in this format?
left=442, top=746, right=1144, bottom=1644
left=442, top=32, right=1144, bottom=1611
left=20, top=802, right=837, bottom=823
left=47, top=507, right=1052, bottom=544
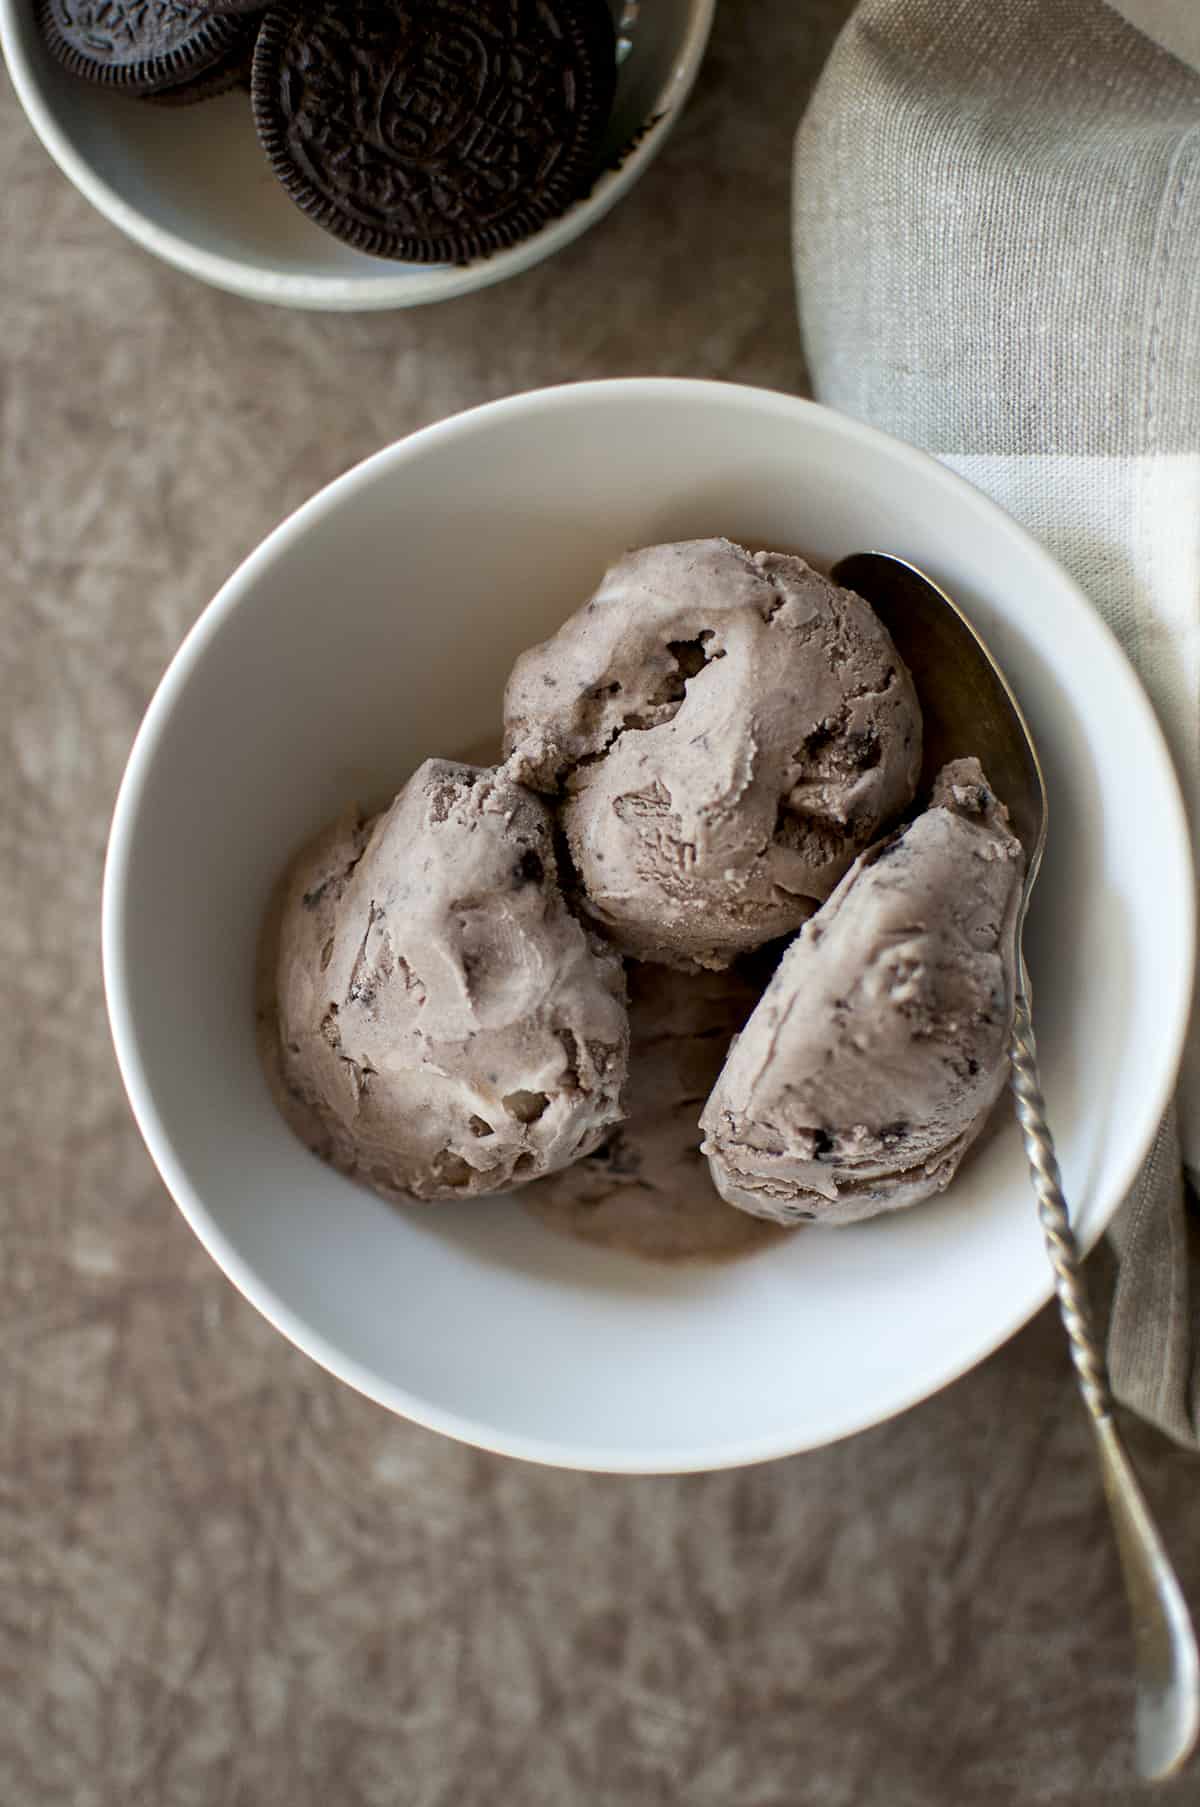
left=502, top=538, right=922, bottom=971
left=700, top=759, right=1025, bottom=1225
left=522, top=957, right=781, bottom=1261
left=258, top=759, right=629, bottom=1203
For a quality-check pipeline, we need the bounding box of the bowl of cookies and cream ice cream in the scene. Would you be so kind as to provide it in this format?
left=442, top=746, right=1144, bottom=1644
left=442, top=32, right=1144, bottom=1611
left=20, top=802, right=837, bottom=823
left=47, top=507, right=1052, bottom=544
left=102, top=380, right=1194, bottom=1470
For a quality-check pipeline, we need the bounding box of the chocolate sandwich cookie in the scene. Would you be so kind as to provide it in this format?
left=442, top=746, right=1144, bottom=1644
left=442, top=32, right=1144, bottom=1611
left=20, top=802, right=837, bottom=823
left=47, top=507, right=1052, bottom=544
left=142, top=24, right=259, bottom=105
left=36, top=0, right=252, bottom=95
left=251, top=0, right=618, bottom=265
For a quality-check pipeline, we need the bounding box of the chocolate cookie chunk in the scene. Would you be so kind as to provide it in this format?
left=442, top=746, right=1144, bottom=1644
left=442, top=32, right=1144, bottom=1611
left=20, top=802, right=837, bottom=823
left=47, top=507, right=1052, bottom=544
left=251, top=0, right=618, bottom=264
left=36, top=0, right=251, bottom=95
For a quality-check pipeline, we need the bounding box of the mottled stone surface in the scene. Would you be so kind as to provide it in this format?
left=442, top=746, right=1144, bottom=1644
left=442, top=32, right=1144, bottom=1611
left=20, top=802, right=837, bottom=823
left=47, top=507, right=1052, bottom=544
left=3, top=4, right=1198, bottom=1801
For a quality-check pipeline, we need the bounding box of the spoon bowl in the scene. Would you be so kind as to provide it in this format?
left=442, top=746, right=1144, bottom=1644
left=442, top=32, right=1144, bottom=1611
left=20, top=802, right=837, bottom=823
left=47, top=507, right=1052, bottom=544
left=832, top=551, right=1046, bottom=892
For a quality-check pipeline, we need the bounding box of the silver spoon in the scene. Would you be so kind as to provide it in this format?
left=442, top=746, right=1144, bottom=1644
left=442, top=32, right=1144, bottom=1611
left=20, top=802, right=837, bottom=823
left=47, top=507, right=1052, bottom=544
left=831, top=550, right=1199, bottom=1785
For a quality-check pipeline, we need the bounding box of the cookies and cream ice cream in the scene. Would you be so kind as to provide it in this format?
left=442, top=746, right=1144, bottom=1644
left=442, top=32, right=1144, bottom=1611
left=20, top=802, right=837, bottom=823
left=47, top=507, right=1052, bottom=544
left=259, top=535, right=1027, bottom=1256
left=503, top=538, right=922, bottom=970
left=700, top=760, right=1025, bottom=1226
left=258, top=759, right=629, bottom=1204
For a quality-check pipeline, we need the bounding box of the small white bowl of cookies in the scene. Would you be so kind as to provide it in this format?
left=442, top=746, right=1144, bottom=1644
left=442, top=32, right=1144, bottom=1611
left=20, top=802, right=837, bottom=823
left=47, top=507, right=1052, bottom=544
left=1, top=0, right=714, bottom=308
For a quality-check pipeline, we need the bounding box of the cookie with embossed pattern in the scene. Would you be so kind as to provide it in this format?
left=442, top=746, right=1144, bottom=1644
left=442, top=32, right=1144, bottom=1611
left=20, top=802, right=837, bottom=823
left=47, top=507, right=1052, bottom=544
left=142, top=26, right=259, bottom=105
left=251, top=0, right=618, bottom=264
left=36, top=0, right=252, bottom=95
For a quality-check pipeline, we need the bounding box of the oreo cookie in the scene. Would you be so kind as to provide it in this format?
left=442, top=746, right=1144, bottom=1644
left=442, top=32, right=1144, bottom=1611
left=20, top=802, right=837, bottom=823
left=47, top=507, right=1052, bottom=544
left=142, top=27, right=259, bottom=106
left=251, top=0, right=618, bottom=265
left=36, top=0, right=251, bottom=95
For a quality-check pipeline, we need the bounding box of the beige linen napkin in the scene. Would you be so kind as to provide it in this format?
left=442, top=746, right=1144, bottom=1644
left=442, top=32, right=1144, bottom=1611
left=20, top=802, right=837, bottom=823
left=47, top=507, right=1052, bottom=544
left=793, top=0, right=1200, bottom=1444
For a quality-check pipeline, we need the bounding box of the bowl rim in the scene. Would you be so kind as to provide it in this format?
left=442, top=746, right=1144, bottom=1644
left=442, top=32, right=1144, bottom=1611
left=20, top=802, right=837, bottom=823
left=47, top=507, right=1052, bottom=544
left=101, top=378, right=1197, bottom=1471
left=0, top=0, right=716, bottom=311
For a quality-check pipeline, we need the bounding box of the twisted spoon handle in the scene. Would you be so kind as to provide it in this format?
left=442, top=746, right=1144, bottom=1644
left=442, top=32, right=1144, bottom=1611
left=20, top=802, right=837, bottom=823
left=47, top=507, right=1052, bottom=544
left=1009, top=981, right=1199, bottom=1781
left=1009, top=989, right=1110, bottom=1422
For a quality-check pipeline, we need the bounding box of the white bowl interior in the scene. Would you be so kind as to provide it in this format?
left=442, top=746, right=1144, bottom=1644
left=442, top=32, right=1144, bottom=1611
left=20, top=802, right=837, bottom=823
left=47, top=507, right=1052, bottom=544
left=1, top=0, right=710, bottom=308
left=104, top=382, right=1194, bottom=1470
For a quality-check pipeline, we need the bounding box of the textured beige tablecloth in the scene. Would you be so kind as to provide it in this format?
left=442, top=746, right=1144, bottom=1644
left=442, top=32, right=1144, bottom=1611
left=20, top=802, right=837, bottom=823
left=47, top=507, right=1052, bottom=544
left=3, top=4, right=1199, bottom=1802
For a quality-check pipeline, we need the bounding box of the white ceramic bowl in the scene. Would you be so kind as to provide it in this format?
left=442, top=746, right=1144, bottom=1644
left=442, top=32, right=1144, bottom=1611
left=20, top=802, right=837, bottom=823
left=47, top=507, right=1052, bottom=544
left=0, top=0, right=712, bottom=309
left=102, top=380, right=1195, bottom=1472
